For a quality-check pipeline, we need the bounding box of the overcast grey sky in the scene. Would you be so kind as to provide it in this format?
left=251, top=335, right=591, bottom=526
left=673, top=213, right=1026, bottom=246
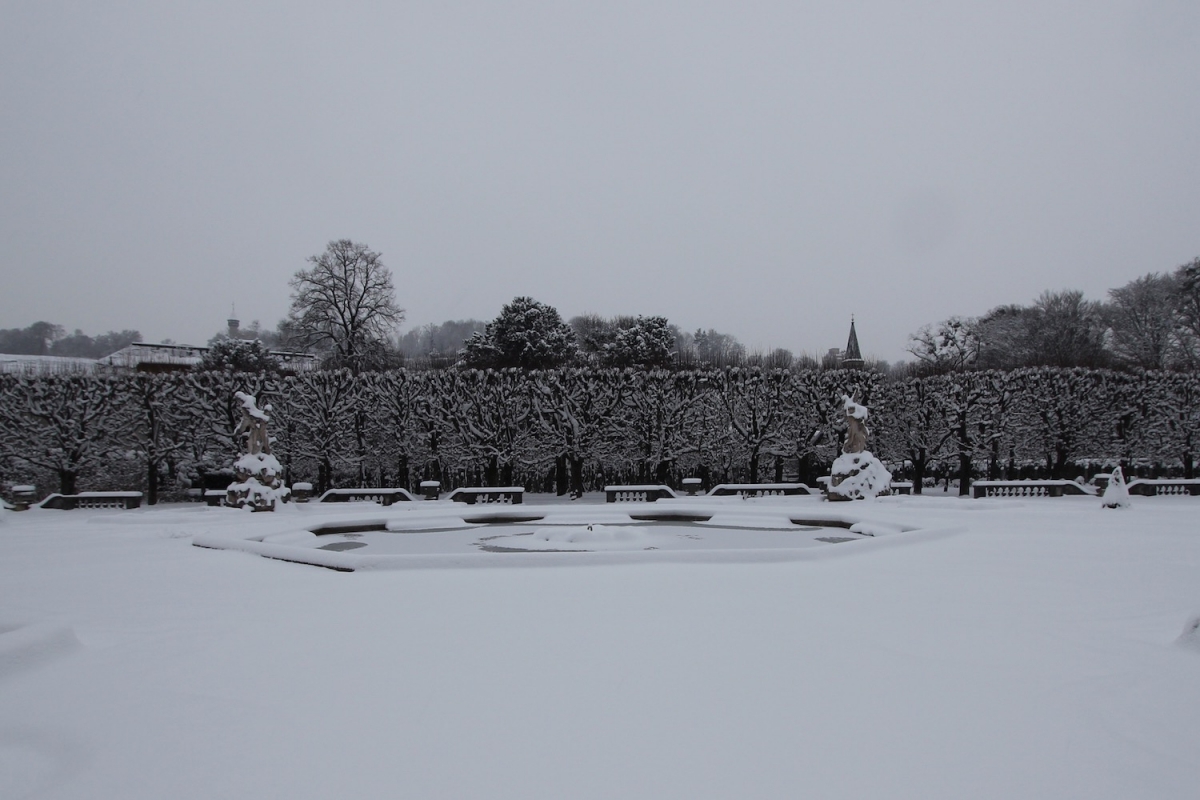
left=2, top=1, right=1198, bottom=362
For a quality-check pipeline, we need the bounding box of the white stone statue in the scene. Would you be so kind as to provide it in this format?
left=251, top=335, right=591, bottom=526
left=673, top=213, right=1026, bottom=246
left=227, top=392, right=288, bottom=511
left=828, top=394, right=892, bottom=501
left=842, top=394, right=869, bottom=454
left=234, top=391, right=271, bottom=455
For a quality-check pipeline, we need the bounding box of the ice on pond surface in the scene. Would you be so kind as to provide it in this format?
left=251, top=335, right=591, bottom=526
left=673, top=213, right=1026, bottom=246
left=514, top=524, right=655, bottom=550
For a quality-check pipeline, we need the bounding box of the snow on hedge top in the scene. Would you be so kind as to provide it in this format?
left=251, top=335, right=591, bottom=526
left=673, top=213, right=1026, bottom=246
left=842, top=394, right=868, bottom=421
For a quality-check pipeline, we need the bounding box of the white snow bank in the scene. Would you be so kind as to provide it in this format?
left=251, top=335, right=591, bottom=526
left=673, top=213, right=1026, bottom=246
left=9, top=497, right=1199, bottom=800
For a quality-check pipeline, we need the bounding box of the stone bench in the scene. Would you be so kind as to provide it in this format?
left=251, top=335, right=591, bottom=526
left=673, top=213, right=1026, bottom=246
left=203, top=489, right=227, bottom=507
left=1126, top=479, right=1200, bottom=497
left=972, top=480, right=1095, bottom=499
left=604, top=485, right=678, bottom=503
left=39, top=491, right=144, bottom=510
left=446, top=487, right=525, bottom=505
left=707, top=483, right=816, bottom=497
left=318, top=488, right=417, bottom=506
left=890, top=482, right=914, bottom=495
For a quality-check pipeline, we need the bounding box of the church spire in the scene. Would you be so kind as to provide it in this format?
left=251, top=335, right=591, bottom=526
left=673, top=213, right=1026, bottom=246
left=842, top=316, right=864, bottom=369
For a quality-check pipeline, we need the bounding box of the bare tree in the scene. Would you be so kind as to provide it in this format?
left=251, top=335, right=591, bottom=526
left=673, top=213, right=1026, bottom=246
left=1105, top=272, right=1179, bottom=370
left=906, top=316, right=981, bottom=373
left=1174, top=257, right=1200, bottom=366
left=287, top=240, right=404, bottom=373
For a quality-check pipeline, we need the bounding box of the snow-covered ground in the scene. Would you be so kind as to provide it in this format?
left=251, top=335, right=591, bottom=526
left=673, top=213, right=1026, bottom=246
left=2, top=495, right=1198, bottom=799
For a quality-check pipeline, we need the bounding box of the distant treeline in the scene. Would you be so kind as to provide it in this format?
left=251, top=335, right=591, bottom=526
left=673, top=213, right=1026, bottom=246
left=2, top=367, right=1196, bottom=502
left=0, top=322, right=142, bottom=359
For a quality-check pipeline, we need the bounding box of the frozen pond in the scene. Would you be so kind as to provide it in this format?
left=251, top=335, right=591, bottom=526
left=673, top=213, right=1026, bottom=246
left=191, top=496, right=925, bottom=569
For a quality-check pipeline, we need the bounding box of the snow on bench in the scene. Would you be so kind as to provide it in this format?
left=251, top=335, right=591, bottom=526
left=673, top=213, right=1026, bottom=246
left=446, top=487, right=525, bottom=505
left=971, top=480, right=1095, bottom=499
left=604, top=485, right=678, bottom=503
left=318, top=488, right=417, bottom=506
left=39, top=491, right=144, bottom=510
left=707, top=483, right=816, bottom=497
left=1126, top=479, right=1200, bottom=497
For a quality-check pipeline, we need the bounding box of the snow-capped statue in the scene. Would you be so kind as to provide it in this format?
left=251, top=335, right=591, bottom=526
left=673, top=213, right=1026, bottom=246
left=1100, top=466, right=1131, bottom=509
left=227, top=392, right=289, bottom=511
left=234, top=391, right=272, bottom=454
left=827, top=394, right=892, bottom=501
left=842, top=395, right=869, bottom=454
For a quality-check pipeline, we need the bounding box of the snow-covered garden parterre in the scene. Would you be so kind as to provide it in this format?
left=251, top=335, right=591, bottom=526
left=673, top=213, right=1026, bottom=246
left=2, top=493, right=1199, bottom=799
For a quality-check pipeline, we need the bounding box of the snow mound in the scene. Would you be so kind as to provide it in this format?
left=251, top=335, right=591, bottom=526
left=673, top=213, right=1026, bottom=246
left=828, top=451, right=893, bottom=500
left=227, top=477, right=290, bottom=510
left=234, top=452, right=282, bottom=476
left=0, top=622, right=80, bottom=680
left=849, top=520, right=903, bottom=537
left=1176, top=614, right=1200, bottom=652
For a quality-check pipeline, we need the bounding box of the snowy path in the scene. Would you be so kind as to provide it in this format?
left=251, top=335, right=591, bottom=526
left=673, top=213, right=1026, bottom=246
left=1, top=498, right=1198, bottom=799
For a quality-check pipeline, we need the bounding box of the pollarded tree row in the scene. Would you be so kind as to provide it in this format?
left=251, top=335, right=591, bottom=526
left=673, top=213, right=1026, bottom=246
left=1, top=367, right=1197, bottom=500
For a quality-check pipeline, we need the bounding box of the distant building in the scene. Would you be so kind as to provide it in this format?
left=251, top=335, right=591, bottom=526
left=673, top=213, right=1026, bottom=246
left=0, top=354, right=100, bottom=376
left=101, top=342, right=207, bottom=373
left=841, top=318, right=864, bottom=370
left=2, top=314, right=317, bottom=376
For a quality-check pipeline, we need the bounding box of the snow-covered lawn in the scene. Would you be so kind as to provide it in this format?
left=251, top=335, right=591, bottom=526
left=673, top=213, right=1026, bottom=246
left=2, top=495, right=1198, bottom=799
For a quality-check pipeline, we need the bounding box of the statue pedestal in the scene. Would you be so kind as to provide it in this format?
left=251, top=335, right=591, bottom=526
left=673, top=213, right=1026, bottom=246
left=227, top=453, right=290, bottom=511
left=828, top=451, right=892, bottom=501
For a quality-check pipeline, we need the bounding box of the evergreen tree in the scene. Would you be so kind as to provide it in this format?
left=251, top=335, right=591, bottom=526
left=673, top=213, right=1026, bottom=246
left=461, top=297, right=578, bottom=369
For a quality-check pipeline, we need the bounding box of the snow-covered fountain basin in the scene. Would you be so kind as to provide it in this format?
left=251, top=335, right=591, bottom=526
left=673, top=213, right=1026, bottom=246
left=192, top=497, right=948, bottom=571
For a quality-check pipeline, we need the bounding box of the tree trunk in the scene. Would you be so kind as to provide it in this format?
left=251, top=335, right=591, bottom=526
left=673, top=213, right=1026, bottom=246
left=1184, top=451, right=1194, bottom=480
left=655, top=459, right=671, bottom=487
left=396, top=453, right=409, bottom=492
left=147, top=459, right=159, bottom=505
left=774, top=456, right=784, bottom=483
left=748, top=451, right=759, bottom=484
left=485, top=455, right=499, bottom=487
left=318, top=459, right=332, bottom=494
left=555, top=454, right=568, bottom=496
left=570, top=456, right=585, bottom=498
left=1054, top=447, right=1069, bottom=480
left=957, top=451, right=971, bottom=496
left=911, top=449, right=926, bottom=495
left=59, top=469, right=77, bottom=496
